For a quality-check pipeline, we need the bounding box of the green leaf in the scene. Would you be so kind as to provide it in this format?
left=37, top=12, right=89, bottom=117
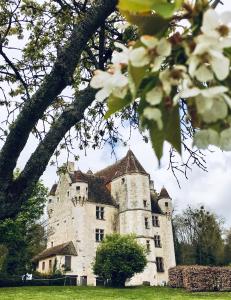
left=104, top=95, right=132, bottom=119
left=121, top=11, right=169, bottom=35
left=118, top=0, right=184, bottom=19
left=128, top=62, right=147, bottom=99
left=118, top=0, right=153, bottom=13
left=149, top=121, right=164, bottom=162
left=164, top=105, right=181, bottom=155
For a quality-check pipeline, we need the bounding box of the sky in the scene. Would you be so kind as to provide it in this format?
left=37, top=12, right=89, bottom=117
left=6, top=0, right=231, bottom=228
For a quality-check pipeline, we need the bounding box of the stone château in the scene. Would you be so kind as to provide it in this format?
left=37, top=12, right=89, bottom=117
left=33, top=150, right=176, bottom=286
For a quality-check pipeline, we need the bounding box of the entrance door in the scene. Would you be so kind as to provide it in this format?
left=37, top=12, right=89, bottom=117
left=80, top=276, right=87, bottom=286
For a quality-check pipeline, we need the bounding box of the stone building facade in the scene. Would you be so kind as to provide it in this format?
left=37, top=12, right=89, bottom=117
left=33, top=150, right=176, bottom=286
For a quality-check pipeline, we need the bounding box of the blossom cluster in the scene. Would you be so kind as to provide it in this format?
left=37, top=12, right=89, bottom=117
left=90, top=6, right=231, bottom=155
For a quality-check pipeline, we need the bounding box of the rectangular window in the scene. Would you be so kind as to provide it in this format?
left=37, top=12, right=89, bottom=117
left=95, top=229, right=104, bottom=242
left=152, top=215, right=160, bottom=227
left=144, top=217, right=149, bottom=229
left=96, top=206, right=104, bottom=220
left=156, top=257, right=164, bottom=272
left=76, top=186, right=80, bottom=192
left=64, top=256, right=71, bottom=271
left=154, top=235, right=162, bottom=248
left=165, top=202, right=169, bottom=207
left=42, top=261, right=45, bottom=271
left=143, top=200, right=147, bottom=208
left=146, top=240, right=150, bottom=252
left=49, top=259, right=52, bottom=270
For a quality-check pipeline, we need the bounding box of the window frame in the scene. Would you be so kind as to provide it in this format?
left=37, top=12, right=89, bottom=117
left=154, top=235, right=162, bottom=248
left=156, top=257, right=164, bottom=273
left=144, top=217, right=149, bottom=229
left=152, top=215, right=160, bottom=227
left=96, top=206, right=105, bottom=220
left=95, top=228, right=104, bottom=242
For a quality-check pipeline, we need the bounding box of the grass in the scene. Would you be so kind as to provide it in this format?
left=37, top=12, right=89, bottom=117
left=0, top=286, right=230, bottom=300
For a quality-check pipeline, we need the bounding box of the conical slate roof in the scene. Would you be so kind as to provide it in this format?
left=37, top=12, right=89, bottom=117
left=95, top=150, right=148, bottom=183
left=158, top=187, right=171, bottom=199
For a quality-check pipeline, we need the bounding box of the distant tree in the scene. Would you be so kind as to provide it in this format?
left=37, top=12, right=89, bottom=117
left=0, top=179, right=48, bottom=274
left=93, top=233, right=147, bottom=287
left=224, top=229, right=231, bottom=266
left=173, top=206, right=225, bottom=266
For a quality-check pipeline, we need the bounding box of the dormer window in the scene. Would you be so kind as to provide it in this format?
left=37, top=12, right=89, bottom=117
left=165, top=202, right=169, bottom=207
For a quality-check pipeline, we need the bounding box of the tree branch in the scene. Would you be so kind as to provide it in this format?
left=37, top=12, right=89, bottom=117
left=0, top=87, right=96, bottom=220
left=0, top=0, right=117, bottom=187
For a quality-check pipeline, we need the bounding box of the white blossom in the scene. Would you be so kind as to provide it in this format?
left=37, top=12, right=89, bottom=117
left=220, top=128, right=231, bottom=150
left=145, top=86, right=163, bottom=106
left=187, top=38, right=230, bottom=81
left=194, top=129, right=219, bottom=149
left=159, top=65, right=188, bottom=96
left=180, top=85, right=231, bottom=123
left=143, top=107, right=163, bottom=130
left=90, top=66, right=128, bottom=101
left=201, top=9, right=231, bottom=48
left=112, top=43, right=131, bottom=65
left=129, top=35, right=171, bottom=70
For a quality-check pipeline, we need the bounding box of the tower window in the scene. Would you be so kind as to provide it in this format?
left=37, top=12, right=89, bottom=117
left=165, top=202, right=169, bottom=207
left=143, top=200, right=147, bottom=208
left=67, top=191, right=69, bottom=197
left=96, top=206, right=104, bottom=220
left=152, top=215, right=160, bottom=227
left=76, top=186, right=80, bottom=192
left=154, top=235, right=162, bottom=248
left=95, top=229, right=104, bottom=242
left=121, top=178, right=125, bottom=184
left=146, top=240, right=150, bottom=252
left=156, top=257, right=164, bottom=272
left=51, top=242, right=53, bottom=247
left=144, top=217, right=149, bottom=229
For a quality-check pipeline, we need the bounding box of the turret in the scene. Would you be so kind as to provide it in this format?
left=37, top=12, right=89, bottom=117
left=71, top=170, right=88, bottom=206
left=158, top=187, right=173, bottom=215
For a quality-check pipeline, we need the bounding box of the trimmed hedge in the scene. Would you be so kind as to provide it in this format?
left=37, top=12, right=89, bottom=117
left=0, top=274, right=77, bottom=287
left=168, top=266, right=231, bottom=292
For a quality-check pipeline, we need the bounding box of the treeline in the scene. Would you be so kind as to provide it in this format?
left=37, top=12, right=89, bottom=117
left=0, top=178, right=48, bottom=275
left=173, top=206, right=231, bottom=266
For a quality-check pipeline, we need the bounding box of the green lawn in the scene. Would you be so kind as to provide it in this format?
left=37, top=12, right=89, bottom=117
left=0, top=286, right=230, bottom=300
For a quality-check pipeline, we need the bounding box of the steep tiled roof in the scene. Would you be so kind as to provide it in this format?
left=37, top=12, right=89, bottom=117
left=70, top=170, right=88, bottom=183
left=87, top=175, right=117, bottom=206
left=158, top=187, right=171, bottom=200
left=49, top=184, right=57, bottom=196
left=95, top=150, right=148, bottom=183
left=32, top=241, right=77, bottom=262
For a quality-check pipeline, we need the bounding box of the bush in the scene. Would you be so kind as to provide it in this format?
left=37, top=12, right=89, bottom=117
left=168, top=265, right=231, bottom=292
left=93, top=233, right=147, bottom=288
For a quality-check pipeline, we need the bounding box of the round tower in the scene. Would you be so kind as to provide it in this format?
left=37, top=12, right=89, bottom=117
left=158, top=187, right=173, bottom=216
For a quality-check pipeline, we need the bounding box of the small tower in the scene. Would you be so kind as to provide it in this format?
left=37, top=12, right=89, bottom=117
left=71, top=170, right=88, bottom=206
left=158, top=187, right=173, bottom=215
